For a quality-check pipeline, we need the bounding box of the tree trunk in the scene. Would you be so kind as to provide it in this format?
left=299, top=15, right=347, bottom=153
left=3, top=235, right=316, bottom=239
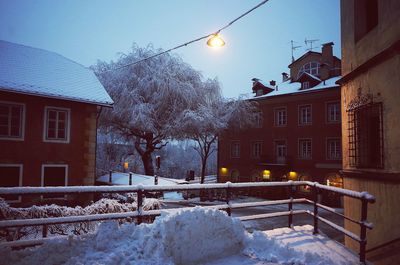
left=141, top=152, right=154, bottom=176
left=200, top=157, right=207, bottom=184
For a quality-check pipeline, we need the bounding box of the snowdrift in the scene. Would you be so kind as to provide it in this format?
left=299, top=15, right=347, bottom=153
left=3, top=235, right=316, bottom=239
left=0, top=207, right=358, bottom=265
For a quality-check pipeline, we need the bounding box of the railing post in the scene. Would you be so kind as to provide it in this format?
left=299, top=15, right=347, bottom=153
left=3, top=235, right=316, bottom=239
left=129, top=172, right=132, bottom=185
left=313, top=182, right=319, bottom=234
left=359, top=194, right=369, bottom=264
left=288, top=180, right=293, bottom=228
left=137, top=186, right=143, bottom=224
left=109, top=170, right=112, bottom=183
left=42, top=224, right=48, bottom=238
left=226, top=182, right=231, bottom=216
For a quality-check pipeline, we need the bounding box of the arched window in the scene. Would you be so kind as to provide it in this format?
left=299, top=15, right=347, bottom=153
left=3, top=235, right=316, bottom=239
left=297, top=61, right=320, bottom=78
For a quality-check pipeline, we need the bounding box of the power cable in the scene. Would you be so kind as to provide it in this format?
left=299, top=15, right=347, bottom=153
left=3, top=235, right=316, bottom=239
left=112, top=0, right=269, bottom=71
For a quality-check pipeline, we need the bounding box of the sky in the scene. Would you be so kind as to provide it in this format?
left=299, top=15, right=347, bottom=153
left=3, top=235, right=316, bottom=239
left=0, top=0, right=341, bottom=98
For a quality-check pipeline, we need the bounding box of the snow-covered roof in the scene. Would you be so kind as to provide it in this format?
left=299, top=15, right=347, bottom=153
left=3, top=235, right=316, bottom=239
left=254, top=76, right=341, bottom=99
left=0, top=40, right=113, bottom=106
left=298, top=72, right=321, bottom=82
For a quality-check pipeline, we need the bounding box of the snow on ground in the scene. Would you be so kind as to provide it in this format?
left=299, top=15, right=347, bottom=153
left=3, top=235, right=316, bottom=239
left=0, top=207, right=359, bottom=265
left=97, top=172, right=186, bottom=200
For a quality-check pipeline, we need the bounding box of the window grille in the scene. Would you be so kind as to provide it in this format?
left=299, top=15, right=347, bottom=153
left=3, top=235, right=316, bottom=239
left=348, top=102, right=383, bottom=168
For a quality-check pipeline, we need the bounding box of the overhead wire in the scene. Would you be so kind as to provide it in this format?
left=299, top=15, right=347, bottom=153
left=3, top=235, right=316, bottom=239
left=111, top=0, right=269, bottom=71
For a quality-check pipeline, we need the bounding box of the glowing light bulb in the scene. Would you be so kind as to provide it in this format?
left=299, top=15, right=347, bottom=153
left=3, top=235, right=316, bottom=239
left=207, top=34, right=225, bottom=47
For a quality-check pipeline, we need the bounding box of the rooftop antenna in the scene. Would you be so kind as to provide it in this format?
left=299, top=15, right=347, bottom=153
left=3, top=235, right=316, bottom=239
left=304, top=38, right=319, bottom=51
left=290, top=40, right=302, bottom=62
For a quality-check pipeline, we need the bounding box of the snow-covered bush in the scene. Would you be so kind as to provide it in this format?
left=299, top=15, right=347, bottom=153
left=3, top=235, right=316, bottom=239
left=0, top=196, right=160, bottom=241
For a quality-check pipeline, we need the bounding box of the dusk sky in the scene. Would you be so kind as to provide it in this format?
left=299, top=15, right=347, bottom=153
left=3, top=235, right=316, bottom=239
left=0, top=0, right=340, bottom=98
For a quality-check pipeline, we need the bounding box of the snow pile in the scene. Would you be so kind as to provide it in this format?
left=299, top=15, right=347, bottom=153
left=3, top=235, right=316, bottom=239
left=0, top=207, right=359, bottom=265
left=0, top=197, right=160, bottom=240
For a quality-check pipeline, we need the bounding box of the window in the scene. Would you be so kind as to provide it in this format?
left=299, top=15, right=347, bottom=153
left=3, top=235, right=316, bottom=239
left=41, top=165, right=68, bottom=198
left=302, top=82, right=310, bottom=90
left=299, top=139, right=312, bottom=159
left=230, top=141, right=240, bottom=158
left=327, top=138, right=342, bottom=160
left=256, top=89, right=264, bottom=97
left=274, top=107, right=287, bottom=126
left=354, top=0, right=378, bottom=42
left=274, top=140, right=287, bottom=164
left=0, top=102, right=24, bottom=140
left=299, top=105, right=312, bottom=125
left=348, top=103, right=383, bottom=168
left=297, top=61, right=320, bottom=78
left=44, top=107, right=70, bottom=143
left=252, top=141, right=262, bottom=158
left=0, top=164, right=23, bottom=202
left=327, top=102, right=341, bottom=123
left=254, top=111, right=263, bottom=128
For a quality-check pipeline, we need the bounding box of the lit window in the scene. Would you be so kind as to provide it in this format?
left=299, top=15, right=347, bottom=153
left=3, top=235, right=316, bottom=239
left=297, top=61, right=320, bottom=78
left=327, top=102, right=341, bottom=123
left=44, top=107, right=70, bottom=142
left=252, top=141, right=262, bottom=158
left=299, top=139, right=312, bottom=159
left=0, top=102, right=24, bottom=140
left=275, top=107, right=287, bottom=126
left=299, top=105, right=312, bottom=125
left=230, top=141, right=240, bottom=158
left=41, top=165, right=68, bottom=199
left=327, top=138, right=342, bottom=160
left=0, top=164, right=23, bottom=202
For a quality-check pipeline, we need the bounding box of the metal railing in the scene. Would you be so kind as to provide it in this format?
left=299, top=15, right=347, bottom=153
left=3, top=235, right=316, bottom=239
left=0, top=181, right=375, bottom=264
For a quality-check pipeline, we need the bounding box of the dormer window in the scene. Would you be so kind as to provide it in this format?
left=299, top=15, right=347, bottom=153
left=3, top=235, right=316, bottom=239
left=297, top=61, right=320, bottom=78
left=256, top=89, right=264, bottom=96
left=302, top=81, right=310, bottom=90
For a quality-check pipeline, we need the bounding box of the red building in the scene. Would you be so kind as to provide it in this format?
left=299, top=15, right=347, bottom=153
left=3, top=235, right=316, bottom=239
left=0, top=40, right=113, bottom=205
left=218, top=42, right=343, bottom=197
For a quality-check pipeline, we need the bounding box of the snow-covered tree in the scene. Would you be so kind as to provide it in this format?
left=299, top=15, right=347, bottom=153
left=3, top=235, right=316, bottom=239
left=93, top=44, right=206, bottom=176
left=178, top=80, right=258, bottom=184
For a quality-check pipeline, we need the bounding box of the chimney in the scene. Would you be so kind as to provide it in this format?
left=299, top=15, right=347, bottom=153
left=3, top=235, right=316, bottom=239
left=281, top=72, right=290, bottom=82
left=269, top=80, right=276, bottom=87
left=322, top=42, right=334, bottom=63
left=321, top=42, right=334, bottom=80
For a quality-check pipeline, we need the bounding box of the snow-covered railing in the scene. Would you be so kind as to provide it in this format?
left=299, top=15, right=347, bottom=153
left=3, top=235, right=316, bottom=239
left=0, top=181, right=375, bottom=264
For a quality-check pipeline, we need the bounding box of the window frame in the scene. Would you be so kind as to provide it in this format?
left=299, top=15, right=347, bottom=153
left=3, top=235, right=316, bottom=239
left=230, top=141, right=240, bottom=158
left=348, top=102, right=383, bottom=169
left=326, top=137, right=342, bottom=160
left=0, top=164, right=23, bottom=203
left=274, top=139, right=287, bottom=164
left=298, top=138, right=312, bottom=160
left=41, top=164, right=68, bottom=199
left=326, top=101, right=341, bottom=123
left=0, top=101, right=25, bottom=141
left=254, top=111, right=263, bottom=128
left=43, top=106, right=71, bottom=143
left=298, top=104, right=312, bottom=126
left=251, top=141, right=263, bottom=158
left=274, top=107, right=287, bottom=127
left=297, top=61, right=321, bottom=79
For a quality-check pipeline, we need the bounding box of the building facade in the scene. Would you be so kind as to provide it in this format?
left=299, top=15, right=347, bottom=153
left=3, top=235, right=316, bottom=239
left=339, top=0, right=400, bottom=263
left=218, top=43, right=343, bottom=201
left=0, top=40, right=113, bottom=205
